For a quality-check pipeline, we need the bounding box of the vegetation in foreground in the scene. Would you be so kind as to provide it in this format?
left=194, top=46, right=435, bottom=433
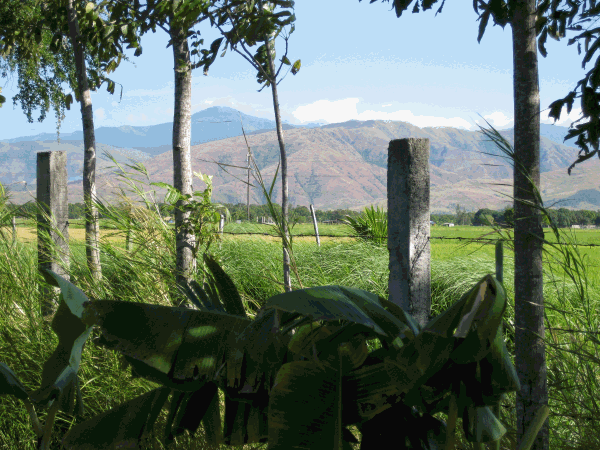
left=1, top=219, right=600, bottom=448
left=1, top=149, right=599, bottom=450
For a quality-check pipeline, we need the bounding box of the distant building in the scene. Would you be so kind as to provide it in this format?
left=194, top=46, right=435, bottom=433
left=571, top=224, right=581, bottom=229
left=258, top=216, right=275, bottom=225
left=442, top=223, right=455, bottom=227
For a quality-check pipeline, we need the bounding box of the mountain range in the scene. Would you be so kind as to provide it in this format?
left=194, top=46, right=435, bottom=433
left=1, top=106, right=598, bottom=213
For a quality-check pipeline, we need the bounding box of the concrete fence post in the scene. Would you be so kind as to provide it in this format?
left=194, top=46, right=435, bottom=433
left=37, top=151, right=70, bottom=321
left=495, top=240, right=504, bottom=284
left=309, top=204, right=320, bottom=247
left=387, top=138, right=431, bottom=329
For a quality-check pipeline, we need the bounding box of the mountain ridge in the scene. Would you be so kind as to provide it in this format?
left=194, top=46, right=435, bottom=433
left=1, top=108, right=595, bottom=212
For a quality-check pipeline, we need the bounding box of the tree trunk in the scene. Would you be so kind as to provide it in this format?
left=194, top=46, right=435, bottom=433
left=66, top=0, right=101, bottom=281
left=511, top=1, right=548, bottom=449
left=170, top=9, right=195, bottom=294
left=264, top=36, right=291, bottom=292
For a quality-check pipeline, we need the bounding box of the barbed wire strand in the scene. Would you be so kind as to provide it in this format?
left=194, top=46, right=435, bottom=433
left=216, top=231, right=600, bottom=247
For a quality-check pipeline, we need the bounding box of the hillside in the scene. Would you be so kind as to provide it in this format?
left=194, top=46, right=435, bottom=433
left=1, top=108, right=595, bottom=212
left=0, top=106, right=320, bottom=193
left=57, top=121, right=592, bottom=213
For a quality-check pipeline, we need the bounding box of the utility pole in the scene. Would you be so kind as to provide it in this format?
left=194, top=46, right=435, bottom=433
left=247, top=152, right=251, bottom=221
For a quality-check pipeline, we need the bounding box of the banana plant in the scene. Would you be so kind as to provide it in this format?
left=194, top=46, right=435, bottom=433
left=1, top=255, right=548, bottom=450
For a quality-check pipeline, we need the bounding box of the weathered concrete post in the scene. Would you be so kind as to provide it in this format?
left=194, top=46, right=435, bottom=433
left=495, top=240, right=504, bottom=284
left=37, top=151, right=70, bottom=321
left=309, top=204, right=320, bottom=247
left=387, top=138, right=431, bottom=329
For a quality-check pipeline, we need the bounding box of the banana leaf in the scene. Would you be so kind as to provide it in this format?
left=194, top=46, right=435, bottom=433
left=1, top=262, right=527, bottom=450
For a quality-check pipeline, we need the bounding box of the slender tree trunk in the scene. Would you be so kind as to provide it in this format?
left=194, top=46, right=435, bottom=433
left=264, top=36, right=291, bottom=292
left=511, top=1, right=548, bottom=449
left=170, top=9, right=195, bottom=294
left=66, top=0, right=101, bottom=281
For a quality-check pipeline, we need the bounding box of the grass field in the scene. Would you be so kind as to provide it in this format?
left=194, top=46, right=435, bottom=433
left=1, top=220, right=600, bottom=449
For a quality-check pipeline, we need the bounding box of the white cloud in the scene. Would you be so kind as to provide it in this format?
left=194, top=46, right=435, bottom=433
left=293, top=98, right=360, bottom=123
left=382, top=103, right=392, bottom=107
left=483, top=111, right=512, bottom=127
left=358, top=109, right=474, bottom=130
left=95, top=108, right=106, bottom=121
left=293, top=98, right=476, bottom=129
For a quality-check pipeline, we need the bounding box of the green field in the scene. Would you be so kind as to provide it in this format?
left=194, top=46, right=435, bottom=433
left=1, top=221, right=600, bottom=449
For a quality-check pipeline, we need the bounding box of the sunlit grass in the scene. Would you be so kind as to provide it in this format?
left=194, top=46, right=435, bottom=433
left=2, top=222, right=600, bottom=449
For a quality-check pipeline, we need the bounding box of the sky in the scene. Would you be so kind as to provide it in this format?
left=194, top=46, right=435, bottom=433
left=0, top=0, right=592, bottom=140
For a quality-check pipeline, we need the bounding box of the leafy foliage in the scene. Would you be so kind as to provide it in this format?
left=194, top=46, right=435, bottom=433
left=0, top=0, right=143, bottom=140
left=152, top=169, right=231, bottom=261
left=1, top=262, right=537, bottom=449
left=343, top=205, right=388, bottom=245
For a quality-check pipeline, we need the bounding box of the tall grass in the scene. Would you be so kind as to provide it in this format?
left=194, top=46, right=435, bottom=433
left=2, top=130, right=600, bottom=449
left=471, top=117, right=600, bottom=450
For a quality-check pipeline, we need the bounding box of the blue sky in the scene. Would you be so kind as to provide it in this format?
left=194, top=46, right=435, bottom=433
left=0, top=0, right=591, bottom=140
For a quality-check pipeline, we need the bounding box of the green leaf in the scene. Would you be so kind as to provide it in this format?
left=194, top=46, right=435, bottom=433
left=538, top=27, right=548, bottom=58
left=264, top=285, right=411, bottom=341
left=85, top=2, right=94, bottom=13
left=268, top=361, right=341, bottom=449
left=0, top=94, right=6, bottom=107
left=150, top=182, right=181, bottom=204
left=203, top=253, right=247, bottom=318
left=83, top=300, right=252, bottom=385
left=106, top=60, right=117, bottom=74
left=291, top=59, right=301, bottom=75
left=281, top=55, right=291, bottom=65
left=477, top=9, right=490, bottom=43
left=0, top=362, right=30, bottom=401
left=65, top=93, right=73, bottom=111
left=62, top=387, right=170, bottom=449
left=30, top=307, right=92, bottom=415
left=167, top=382, right=218, bottom=440
left=41, top=269, right=90, bottom=320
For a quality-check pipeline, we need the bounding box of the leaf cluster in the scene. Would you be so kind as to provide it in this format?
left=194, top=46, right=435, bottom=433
left=151, top=170, right=231, bottom=261
left=197, top=0, right=301, bottom=90
left=0, top=0, right=145, bottom=138
left=343, top=205, right=388, bottom=246
left=1, top=262, right=539, bottom=449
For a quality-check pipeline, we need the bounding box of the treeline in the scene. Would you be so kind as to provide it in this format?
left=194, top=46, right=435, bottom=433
left=8, top=202, right=362, bottom=223
left=219, top=203, right=362, bottom=223
left=433, top=207, right=600, bottom=227
left=8, top=202, right=600, bottom=227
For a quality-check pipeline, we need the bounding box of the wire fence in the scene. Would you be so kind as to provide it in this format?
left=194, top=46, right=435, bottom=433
left=218, top=231, right=600, bottom=247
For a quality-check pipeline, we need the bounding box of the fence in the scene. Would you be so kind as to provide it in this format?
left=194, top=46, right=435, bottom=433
left=36, top=151, right=70, bottom=320
left=24, top=138, right=599, bottom=327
